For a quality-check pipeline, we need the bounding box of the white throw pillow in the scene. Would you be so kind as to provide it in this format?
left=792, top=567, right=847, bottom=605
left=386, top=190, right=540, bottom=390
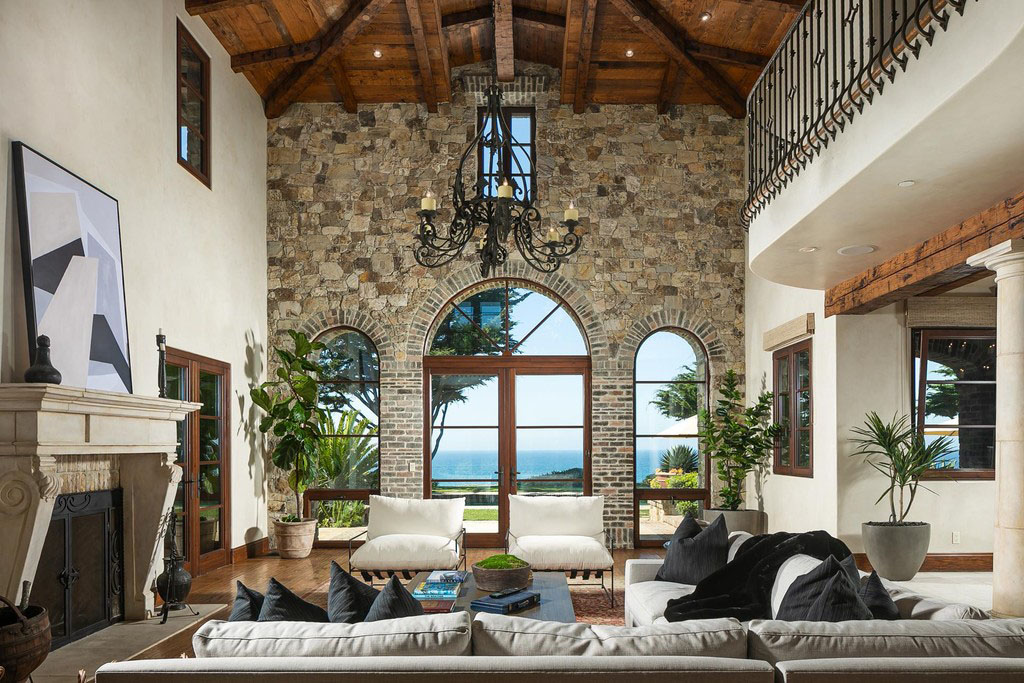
left=366, top=495, right=464, bottom=540
left=193, top=612, right=472, bottom=658
left=508, top=494, right=604, bottom=538
left=770, top=553, right=823, bottom=618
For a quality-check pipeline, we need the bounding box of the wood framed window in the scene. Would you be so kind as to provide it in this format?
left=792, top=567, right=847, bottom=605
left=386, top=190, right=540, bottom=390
left=912, top=329, right=996, bottom=480
left=177, top=21, right=210, bottom=187
left=773, top=339, right=812, bottom=477
left=477, top=107, right=536, bottom=203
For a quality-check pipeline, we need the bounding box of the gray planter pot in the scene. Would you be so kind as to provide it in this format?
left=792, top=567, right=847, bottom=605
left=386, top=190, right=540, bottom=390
left=702, top=509, right=768, bottom=535
left=862, top=522, right=930, bottom=581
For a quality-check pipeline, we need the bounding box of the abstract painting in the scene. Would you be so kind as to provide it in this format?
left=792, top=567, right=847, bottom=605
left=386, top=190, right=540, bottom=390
left=12, top=142, right=132, bottom=393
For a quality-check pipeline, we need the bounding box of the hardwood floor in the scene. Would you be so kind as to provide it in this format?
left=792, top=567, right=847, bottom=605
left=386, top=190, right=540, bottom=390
left=136, top=546, right=665, bottom=660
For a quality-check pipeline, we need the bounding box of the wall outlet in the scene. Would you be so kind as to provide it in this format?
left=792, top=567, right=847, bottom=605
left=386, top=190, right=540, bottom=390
left=952, top=531, right=961, bottom=545
left=408, top=461, right=416, bottom=473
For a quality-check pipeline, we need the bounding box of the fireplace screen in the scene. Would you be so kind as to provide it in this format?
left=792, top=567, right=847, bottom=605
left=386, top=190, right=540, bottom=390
left=32, top=489, right=124, bottom=649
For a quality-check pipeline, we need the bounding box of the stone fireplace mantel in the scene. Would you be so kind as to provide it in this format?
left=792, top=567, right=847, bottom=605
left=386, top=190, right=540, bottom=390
left=0, top=383, right=200, bottom=620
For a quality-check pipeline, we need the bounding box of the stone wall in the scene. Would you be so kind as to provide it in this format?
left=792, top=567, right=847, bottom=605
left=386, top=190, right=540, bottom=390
left=266, top=62, right=746, bottom=546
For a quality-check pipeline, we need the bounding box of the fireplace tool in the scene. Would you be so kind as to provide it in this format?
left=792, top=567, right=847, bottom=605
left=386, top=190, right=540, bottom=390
left=155, top=510, right=198, bottom=625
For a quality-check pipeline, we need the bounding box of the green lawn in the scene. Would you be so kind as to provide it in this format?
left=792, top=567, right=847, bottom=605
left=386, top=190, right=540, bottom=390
left=463, top=508, right=499, bottom=521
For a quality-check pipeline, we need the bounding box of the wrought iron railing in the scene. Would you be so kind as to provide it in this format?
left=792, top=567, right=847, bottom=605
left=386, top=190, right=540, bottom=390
left=742, top=0, right=974, bottom=227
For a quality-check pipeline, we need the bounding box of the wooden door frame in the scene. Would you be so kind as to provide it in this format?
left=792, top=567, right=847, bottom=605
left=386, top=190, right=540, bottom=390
left=422, top=355, right=592, bottom=547
left=166, top=347, right=232, bottom=575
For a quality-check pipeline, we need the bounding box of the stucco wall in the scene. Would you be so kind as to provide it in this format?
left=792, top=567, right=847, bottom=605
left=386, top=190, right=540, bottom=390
left=266, top=62, right=747, bottom=546
left=0, top=1, right=270, bottom=548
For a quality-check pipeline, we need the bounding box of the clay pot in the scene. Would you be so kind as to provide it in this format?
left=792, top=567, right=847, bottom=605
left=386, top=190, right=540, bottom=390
left=702, top=508, right=769, bottom=535
left=273, top=518, right=317, bottom=559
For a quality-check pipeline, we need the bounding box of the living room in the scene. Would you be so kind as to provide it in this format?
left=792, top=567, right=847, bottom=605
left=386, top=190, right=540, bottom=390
left=1, top=0, right=1023, bottom=681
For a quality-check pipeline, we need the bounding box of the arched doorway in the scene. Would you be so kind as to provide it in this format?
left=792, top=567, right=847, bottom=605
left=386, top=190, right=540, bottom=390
left=423, top=279, right=591, bottom=547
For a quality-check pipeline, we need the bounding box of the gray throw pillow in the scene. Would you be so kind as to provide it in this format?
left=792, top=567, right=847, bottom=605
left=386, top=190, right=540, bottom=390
left=327, top=561, right=380, bottom=623
left=228, top=581, right=264, bottom=621
left=257, top=577, right=329, bottom=622
left=364, top=575, right=425, bottom=622
left=655, top=513, right=727, bottom=585
left=859, top=571, right=900, bottom=620
left=778, top=556, right=871, bottom=622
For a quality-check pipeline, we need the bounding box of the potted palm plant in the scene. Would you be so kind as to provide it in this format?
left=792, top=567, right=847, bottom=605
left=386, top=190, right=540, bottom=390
left=850, top=412, right=955, bottom=580
left=698, top=370, right=781, bottom=534
left=251, top=330, right=328, bottom=559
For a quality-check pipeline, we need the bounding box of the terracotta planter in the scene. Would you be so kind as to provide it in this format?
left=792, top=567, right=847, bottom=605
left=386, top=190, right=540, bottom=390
left=702, top=508, right=768, bottom=535
left=472, top=563, right=532, bottom=592
left=862, top=521, right=930, bottom=581
left=273, top=518, right=317, bottom=559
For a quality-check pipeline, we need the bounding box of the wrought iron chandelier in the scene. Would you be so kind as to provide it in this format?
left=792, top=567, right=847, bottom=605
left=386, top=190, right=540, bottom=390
left=413, top=84, right=582, bottom=277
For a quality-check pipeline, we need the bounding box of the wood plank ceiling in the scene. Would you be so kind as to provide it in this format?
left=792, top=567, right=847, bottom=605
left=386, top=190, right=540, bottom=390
left=185, top=0, right=801, bottom=118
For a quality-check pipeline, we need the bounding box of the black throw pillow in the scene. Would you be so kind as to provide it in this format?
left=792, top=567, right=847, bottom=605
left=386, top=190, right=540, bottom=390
left=363, top=575, right=426, bottom=622
left=327, top=561, right=380, bottom=623
left=839, top=553, right=860, bottom=584
left=228, top=581, right=264, bottom=621
left=656, top=513, right=728, bottom=585
left=778, top=555, right=871, bottom=621
left=859, top=570, right=900, bottom=620
left=257, top=577, right=329, bottom=622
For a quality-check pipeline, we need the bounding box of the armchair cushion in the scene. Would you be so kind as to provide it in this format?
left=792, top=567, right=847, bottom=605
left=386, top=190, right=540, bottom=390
left=350, top=534, right=460, bottom=571
left=367, top=495, right=465, bottom=540
left=509, top=534, right=612, bottom=570
left=508, top=495, right=604, bottom=538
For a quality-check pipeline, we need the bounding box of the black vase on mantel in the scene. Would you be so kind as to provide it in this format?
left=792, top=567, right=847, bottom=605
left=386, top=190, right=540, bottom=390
left=24, top=335, right=62, bottom=384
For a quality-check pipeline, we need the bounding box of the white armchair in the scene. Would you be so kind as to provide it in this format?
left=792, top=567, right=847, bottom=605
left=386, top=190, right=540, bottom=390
left=348, top=495, right=466, bottom=582
left=505, top=494, right=615, bottom=605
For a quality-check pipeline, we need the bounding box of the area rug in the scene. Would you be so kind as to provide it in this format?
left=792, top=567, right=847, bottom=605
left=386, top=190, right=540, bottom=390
left=569, top=586, right=626, bottom=625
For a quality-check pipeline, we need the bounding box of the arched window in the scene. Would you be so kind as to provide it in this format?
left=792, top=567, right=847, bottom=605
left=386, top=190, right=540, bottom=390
left=307, top=328, right=380, bottom=545
left=424, top=279, right=590, bottom=546
left=634, top=328, right=710, bottom=546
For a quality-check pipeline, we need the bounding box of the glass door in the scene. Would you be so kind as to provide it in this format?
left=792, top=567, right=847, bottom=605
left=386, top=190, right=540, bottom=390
left=512, top=372, right=588, bottom=496
left=166, top=348, right=231, bottom=575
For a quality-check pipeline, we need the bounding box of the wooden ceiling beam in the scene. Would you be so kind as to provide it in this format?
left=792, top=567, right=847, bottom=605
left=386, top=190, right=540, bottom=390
left=728, top=0, right=807, bottom=13
left=405, top=0, right=438, bottom=112
left=607, top=0, right=746, bottom=118
left=328, top=60, right=358, bottom=113
left=231, top=41, right=320, bottom=72
left=442, top=7, right=565, bottom=31
left=184, top=0, right=259, bottom=15
left=657, top=60, right=681, bottom=114
left=263, top=0, right=392, bottom=118
left=688, top=42, right=768, bottom=70
left=493, top=0, right=515, bottom=81
left=573, top=0, right=599, bottom=114
left=825, top=188, right=1024, bottom=316
left=427, top=0, right=453, bottom=102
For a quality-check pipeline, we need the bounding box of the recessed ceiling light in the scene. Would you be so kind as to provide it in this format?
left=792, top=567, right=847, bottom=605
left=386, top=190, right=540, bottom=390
left=798, top=246, right=818, bottom=253
left=373, top=48, right=383, bottom=58
left=631, top=15, right=641, bottom=21
left=837, top=245, right=877, bottom=256
left=362, top=13, right=371, bottom=20
left=897, top=179, right=916, bottom=188
left=625, top=49, right=634, bottom=57
left=699, top=11, right=713, bottom=21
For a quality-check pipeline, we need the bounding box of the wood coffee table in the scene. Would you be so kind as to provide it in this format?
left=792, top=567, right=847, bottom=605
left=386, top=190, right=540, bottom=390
left=408, top=571, right=576, bottom=623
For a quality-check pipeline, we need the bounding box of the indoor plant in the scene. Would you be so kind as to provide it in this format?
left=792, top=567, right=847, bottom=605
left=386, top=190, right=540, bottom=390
left=850, top=412, right=955, bottom=580
left=472, top=554, right=531, bottom=592
left=698, top=370, right=780, bottom=534
left=251, top=330, right=328, bottom=559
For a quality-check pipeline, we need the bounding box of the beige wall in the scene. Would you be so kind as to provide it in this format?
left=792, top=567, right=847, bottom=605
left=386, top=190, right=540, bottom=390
left=0, top=1, right=270, bottom=547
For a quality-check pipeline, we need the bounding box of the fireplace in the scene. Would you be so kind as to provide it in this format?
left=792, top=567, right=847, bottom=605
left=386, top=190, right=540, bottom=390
left=31, top=490, right=125, bottom=648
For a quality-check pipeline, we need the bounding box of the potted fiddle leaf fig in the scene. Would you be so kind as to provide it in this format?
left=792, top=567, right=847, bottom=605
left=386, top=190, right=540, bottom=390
left=698, top=370, right=781, bottom=534
left=251, top=330, right=327, bottom=559
left=850, top=413, right=955, bottom=580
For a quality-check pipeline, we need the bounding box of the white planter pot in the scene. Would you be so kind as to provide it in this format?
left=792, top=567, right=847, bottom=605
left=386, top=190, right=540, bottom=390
left=862, top=521, right=930, bottom=581
left=273, top=518, right=317, bottom=559
left=702, top=508, right=768, bottom=535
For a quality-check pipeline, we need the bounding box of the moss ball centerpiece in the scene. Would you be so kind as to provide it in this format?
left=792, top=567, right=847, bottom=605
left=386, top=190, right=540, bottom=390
left=472, top=554, right=532, bottom=592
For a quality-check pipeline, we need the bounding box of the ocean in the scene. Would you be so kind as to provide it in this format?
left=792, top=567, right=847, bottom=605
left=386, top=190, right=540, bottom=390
left=431, top=449, right=663, bottom=485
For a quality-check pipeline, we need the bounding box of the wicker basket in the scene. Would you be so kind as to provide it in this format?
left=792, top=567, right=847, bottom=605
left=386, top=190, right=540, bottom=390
left=0, top=594, right=50, bottom=683
left=471, top=563, right=532, bottom=592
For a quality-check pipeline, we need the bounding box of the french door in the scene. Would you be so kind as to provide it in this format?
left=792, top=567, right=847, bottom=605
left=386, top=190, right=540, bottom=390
left=166, top=348, right=231, bottom=575
left=423, top=357, right=591, bottom=547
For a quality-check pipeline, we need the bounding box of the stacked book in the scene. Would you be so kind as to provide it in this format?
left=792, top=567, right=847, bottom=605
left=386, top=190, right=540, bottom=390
left=470, top=590, right=540, bottom=615
left=412, top=571, right=467, bottom=613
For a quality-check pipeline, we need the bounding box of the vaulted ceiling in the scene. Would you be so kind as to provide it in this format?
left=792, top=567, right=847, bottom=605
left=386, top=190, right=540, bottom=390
left=186, top=0, right=801, bottom=118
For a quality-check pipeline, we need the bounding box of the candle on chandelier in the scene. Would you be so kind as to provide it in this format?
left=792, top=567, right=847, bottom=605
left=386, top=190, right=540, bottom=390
left=564, top=199, right=579, bottom=222
left=497, top=178, right=513, bottom=198
left=420, top=190, right=437, bottom=211
left=546, top=226, right=559, bottom=243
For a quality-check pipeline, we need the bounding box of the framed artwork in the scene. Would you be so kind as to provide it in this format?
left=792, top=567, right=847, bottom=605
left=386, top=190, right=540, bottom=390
left=12, top=142, right=133, bottom=393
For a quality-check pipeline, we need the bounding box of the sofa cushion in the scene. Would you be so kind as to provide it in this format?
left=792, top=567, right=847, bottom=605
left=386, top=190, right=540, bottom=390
left=257, top=578, right=328, bottom=623
left=777, top=556, right=871, bottom=622
left=859, top=571, right=900, bottom=621
left=747, top=618, right=1024, bottom=664
left=884, top=581, right=990, bottom=620
left=364, top=575, right=425, bottom=622
left=508, top=534, right=612, bottom=570
left=228, top=581, right=264, bottom=621
left=507, top=495, right=604, bottom=538
left=367, top=495, right=464, bottom=540
left=657, top=513, right=727, bottom=585
left=471, top=612, right=746, bottom=658
left=625, top=580, right=696, bottom=626
left=349, top=534, right=460, bottom=571
left=193, top=612, right=473, bottom=658
left=327, top=561, right=379, bottom=623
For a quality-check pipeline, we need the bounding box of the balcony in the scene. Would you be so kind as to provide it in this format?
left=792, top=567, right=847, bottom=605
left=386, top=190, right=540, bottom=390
left=744, top=0, right=1024, bottom=289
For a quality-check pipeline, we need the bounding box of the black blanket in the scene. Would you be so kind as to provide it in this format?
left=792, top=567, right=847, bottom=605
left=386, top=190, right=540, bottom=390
left=663, top=530, right=853, bottom=622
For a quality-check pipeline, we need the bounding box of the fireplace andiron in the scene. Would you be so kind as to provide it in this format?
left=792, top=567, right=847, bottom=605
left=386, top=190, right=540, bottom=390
left=155, top=510, right=197, bottom=624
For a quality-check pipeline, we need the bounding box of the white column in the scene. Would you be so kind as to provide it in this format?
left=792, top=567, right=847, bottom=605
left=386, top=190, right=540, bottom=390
left=967, top=239, right=1024, bottom=617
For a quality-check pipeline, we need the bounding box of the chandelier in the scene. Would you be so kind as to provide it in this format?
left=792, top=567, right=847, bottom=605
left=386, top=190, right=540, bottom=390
left=413, top=84, right=582, bottom=277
